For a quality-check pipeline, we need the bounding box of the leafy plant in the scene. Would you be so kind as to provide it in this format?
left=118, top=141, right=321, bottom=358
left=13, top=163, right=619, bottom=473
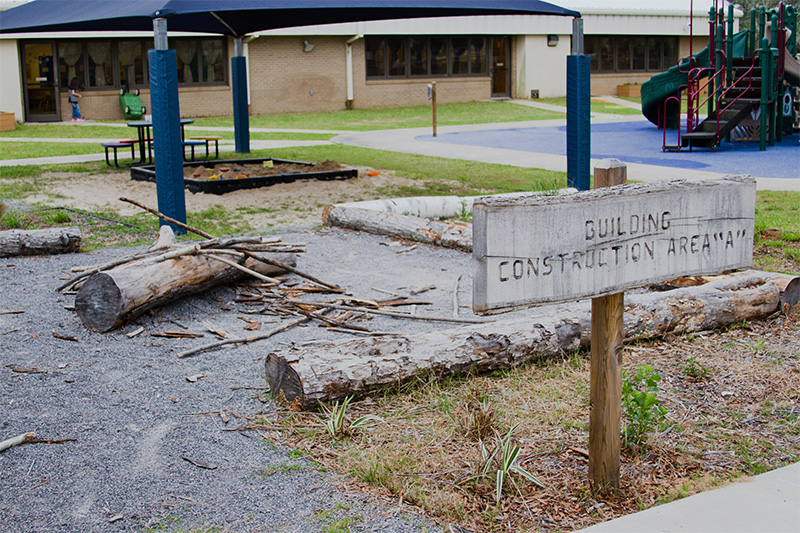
left=683, top=357, right=711, bottom=380
left=475, top=423, right=545, bottom=504
left=621, top=366, right=668, bottom=447
left=321, top=395, right=383, bottom=438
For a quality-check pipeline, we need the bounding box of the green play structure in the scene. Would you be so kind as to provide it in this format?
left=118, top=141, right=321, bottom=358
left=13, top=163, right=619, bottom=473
left=641, top=1, right=798, bottom=151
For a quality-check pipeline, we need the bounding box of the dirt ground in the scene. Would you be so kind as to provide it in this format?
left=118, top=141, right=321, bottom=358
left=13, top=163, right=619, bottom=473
left=30, top=164, right=421, bottom=232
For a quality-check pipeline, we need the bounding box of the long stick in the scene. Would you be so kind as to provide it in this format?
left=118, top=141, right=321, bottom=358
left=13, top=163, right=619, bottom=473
left=204, top=253, right=280, bottom=285
left=119, top=196, right=213, bottom=239
left=301, top=301, right=490, bottom=324
left=0, top=432, right=35, bottom=453
left=178, top=317, right=309, bottom=358
left=233, top=247, right=340, bottom=290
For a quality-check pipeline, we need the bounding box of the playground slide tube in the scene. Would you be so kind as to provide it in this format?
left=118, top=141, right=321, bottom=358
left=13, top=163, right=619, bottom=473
left=785, top=53, right=800, bottom=87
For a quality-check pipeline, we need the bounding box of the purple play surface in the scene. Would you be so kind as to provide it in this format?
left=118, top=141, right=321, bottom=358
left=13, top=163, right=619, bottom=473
left=422, top=120, right=799, bottom=180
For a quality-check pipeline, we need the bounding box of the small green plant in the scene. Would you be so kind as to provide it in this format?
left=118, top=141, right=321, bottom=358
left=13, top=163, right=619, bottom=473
left=475, top=423, right=545, bottom=504
left=683, top=356, right=711, bottom=380
left=621, top=366, right=668, bottom=447
left=321, top=395, right=383, bottom=438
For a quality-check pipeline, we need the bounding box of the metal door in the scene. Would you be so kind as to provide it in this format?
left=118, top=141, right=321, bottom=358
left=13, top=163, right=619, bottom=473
left=22, top=41, right=60, bottom=122
left=491, top=37, right=510, bottom=97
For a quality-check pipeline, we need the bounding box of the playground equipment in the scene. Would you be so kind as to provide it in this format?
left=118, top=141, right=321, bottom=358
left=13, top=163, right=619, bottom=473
left=119, top=86, right=146, bottom=120
left=641, top=1, right=798, bottom=151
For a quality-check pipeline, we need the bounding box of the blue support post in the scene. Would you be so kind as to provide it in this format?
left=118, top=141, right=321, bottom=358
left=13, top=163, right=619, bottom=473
left=231, top=55, right=250, bottom=153
left=148, top=47, right=187, bottom=234
left=567, top=54, right=591, bottom=191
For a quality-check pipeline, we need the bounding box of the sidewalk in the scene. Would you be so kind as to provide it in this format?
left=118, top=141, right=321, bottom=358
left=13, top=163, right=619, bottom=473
left=575, top=462, right=800, bottom=533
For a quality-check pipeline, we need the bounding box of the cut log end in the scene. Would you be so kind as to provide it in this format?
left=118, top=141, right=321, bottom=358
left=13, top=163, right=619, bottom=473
left=266, top=353, right=306, bottom=409
left=75, top=273, right=123, bottom=332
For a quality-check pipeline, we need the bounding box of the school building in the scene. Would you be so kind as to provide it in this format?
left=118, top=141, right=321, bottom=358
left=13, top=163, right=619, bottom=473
left=0, top=0, right=739, bottom=123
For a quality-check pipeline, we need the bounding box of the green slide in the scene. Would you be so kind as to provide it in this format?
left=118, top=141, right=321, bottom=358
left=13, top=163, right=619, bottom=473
left=642, top=30, right=750, bottom=128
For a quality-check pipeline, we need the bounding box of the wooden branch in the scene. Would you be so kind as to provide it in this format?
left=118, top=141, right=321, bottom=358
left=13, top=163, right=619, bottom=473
left=298, top=301, right=490, bottom=324
left=233, top=247, right=340, bottom=289
left=118, top=196, right=213, bottom=239
left=204, top=253, right=280, bottom=285
left=0, top=227, right=81, bottom=258
left=322, top=205, right=472, bottom=251
left=266, top=273, right=791, bottom=410
left=0, top=432, right=35, bottom=452
left=178, top=316, right=309, bottom=358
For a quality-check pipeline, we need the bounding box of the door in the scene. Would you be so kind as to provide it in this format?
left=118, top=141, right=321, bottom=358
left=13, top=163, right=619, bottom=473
left=491, top=37, right=510, bottom=98
left=22, top=42, right=60, bottom=122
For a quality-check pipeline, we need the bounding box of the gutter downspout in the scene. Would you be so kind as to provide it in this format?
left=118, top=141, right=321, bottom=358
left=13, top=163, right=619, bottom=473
left=346, top=29, right=363, bottom=109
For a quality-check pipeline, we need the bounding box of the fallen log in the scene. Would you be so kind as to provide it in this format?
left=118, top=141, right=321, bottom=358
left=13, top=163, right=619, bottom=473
left=322, top=205, right=472, bottom=251
left=0, top=227, right=81, bottom=257
left=75, top=251, right=296, bottom=332
left=267, top=272, right=795, bottom=410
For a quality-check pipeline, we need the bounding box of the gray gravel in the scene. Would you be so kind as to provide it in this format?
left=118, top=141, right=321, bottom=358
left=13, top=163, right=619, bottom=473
left=0, top=228, right=477, bottom=533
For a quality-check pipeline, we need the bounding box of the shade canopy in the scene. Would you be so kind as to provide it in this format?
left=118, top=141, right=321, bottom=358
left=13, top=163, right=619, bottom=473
left=0, top=0, right=580, bottom=36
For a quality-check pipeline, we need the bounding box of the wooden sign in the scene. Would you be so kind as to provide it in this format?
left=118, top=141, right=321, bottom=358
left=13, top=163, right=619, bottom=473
left=473, top=176, right=756, bottom=314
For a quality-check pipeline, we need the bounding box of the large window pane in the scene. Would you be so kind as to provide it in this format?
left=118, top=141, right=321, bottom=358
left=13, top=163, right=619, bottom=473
left=409, top=37, right=428, bottom=76
left=175, top=39, right=198, bottom=83
left=647, top=38, right=662, bottom=71
left=58, top=42, right=84, bottom=89
left=119, top=41, right=144, bottom=87
left=387, top=38, right=405, bottom=77
left=617, top=37, right=632, bottom=71
left=599, top=37, right=615, bottom=71
left=586, top=36, right=599, bottom=71
left=87, top=41, right=112, bottom=87
left=201, top=39, right=225, bottom=83
left=470, top=37, right=486, bottom=74
left=451, top=38, right=468, bottom=74
left=632, top=37, right=646, bottom=71
left=663, top=38, right=678, bottom=68
left=365, top=36, right=385, bottom=77
left=430, top=38, right=447, bottom=75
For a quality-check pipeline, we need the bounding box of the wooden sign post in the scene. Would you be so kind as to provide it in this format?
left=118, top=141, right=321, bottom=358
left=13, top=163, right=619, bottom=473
left=589, top=159, right=626, bottom=492
left=473, top=168, right=756, bottom=493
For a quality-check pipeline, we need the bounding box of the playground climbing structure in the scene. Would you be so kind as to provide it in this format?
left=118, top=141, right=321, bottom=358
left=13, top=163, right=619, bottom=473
left=641, top=1, right=798, bottom=151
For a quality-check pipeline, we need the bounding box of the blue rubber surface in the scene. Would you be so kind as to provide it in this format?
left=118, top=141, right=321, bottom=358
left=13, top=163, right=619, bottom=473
left=424, top=120, right=799, bottom=180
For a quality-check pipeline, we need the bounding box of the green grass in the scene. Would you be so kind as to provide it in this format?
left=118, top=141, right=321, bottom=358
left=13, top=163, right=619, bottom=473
left=0, top=123, right=130, bottom=139
left=0, top=141, right=106, bottom=159
left=755, top=191, right=800, bottom=235
left=248, top=144, right=566, bottom=195
left=191, top=101, right=566, bottom=131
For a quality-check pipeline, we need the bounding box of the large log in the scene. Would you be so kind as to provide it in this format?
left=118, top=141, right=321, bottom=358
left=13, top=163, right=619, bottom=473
left=322, top=205, right=472, bottom=251
left=0, top=227, right=81, bottom=257
left=267, top=273, right=795, bottom=410
left=75, top=251, right=295, bottom=332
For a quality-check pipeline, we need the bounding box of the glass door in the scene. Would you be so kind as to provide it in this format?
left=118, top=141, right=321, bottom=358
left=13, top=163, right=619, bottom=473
left=22, top=42, right=60, bottom=122
left=491, top=37, right=510, bottom=98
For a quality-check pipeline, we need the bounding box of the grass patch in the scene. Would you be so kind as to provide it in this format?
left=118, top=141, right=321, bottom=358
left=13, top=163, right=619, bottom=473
left=753, top=191, right=800, bottom=273
left=192, top=101, right=565, bottom=131
left=250, top=145, right=566, bottom=196
left=0, top=141, right=106, bottom=160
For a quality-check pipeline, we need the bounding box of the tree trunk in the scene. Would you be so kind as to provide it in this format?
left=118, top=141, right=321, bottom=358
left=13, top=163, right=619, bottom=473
left=0, top=227, right=81, bottom=257
left=322, top=205, right=472, bottom=251
left=267, top=273, right=794, bottom=410
left=75, top=251, right=295, bottom=332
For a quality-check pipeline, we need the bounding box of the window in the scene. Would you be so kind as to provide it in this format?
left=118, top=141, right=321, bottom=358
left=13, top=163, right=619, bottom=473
left=586, top=35, right=678, bottom=73
left=52, top=37, right=227, bottom=90
left=366, top=35, right=490, bottom=79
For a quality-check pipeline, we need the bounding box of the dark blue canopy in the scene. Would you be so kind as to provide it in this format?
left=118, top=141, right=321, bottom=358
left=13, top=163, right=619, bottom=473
left=0, top=0, right=580, bottom=36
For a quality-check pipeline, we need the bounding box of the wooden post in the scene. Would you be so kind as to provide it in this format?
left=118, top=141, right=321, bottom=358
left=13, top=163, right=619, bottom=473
left=431, top=81, right=437, bottom=137
left=589, top=159, right=626, bottom=494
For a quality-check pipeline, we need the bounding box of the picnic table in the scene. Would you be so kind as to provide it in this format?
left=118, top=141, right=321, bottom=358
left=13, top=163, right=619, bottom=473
left=127, top=118, right=194, bottom=165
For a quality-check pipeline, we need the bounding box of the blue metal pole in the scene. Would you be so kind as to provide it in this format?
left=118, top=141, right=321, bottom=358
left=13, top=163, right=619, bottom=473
left=232, top=37, right=250, bottom=154
left=567, top=18, right=590, bottom=191
left=149, top=17, right=186, bottom=233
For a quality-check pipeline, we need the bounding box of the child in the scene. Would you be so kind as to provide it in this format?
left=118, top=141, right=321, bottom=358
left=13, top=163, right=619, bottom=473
left=68, top=78, right=85, bottom=121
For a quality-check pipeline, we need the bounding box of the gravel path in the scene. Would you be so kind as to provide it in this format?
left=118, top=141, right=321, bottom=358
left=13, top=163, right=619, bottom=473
left=0, top=228, right=473, bottom=533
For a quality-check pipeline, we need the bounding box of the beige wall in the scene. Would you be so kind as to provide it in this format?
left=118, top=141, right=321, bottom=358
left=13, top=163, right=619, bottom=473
left=0, top=39, right=23, bottom=121
left=516, top=34, right=570, bottom=99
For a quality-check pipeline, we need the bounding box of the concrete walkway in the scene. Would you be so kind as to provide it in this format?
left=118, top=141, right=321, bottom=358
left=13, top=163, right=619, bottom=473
left=576, top=462, right=800, bottom=533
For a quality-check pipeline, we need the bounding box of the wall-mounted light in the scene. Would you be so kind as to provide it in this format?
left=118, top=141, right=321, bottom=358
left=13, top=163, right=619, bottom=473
left=547, top=35, right=559, bottom=47
left=303, top=40, right=315, bottom=52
